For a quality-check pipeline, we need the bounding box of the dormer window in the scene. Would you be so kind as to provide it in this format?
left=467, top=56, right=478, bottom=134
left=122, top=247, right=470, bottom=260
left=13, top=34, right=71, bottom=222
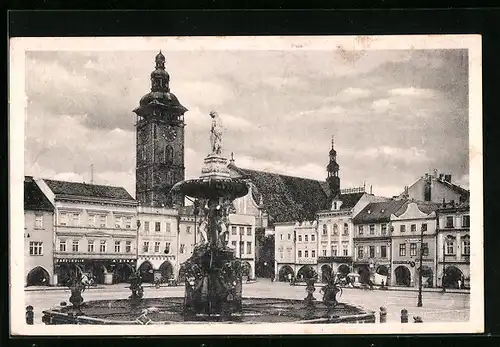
left=333, top=202, right=337, bottom=210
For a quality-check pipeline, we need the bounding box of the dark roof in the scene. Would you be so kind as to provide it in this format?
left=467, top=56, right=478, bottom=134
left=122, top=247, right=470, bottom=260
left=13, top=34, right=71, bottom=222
left=24, top=177, right=54, bottom=212
left=393, top=200, right=440, bottom=217
left=44, top=179, right=134, bottom=201
left=230, top=165, right=330, bottom=223
left=337, top=192, right=365, bottom=210
left=353, top=199, right=407, bottom=224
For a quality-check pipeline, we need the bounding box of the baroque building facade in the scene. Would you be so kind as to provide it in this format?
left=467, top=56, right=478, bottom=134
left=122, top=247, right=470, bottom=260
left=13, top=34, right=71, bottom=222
left=24, top=176, right=55, bottom=286
left=389, top=200, right=439, bottom=287
left=35, top=178, right=138, bottom=285
left=352, top=200, right=407, bottom=285
left=436, top=201, right=470, bottom=289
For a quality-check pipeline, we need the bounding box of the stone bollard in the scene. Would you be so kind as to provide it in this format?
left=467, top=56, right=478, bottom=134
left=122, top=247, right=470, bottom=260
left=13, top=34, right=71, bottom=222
left=25, top=305, right=34, bottom=325
left=400, top=308, right=408, bottom=323
left=379, top=306, right=387, bottom=323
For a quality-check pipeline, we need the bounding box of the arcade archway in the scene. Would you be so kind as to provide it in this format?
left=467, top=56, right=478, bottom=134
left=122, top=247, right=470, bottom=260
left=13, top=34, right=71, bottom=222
left=26, top=266, right=50, bottom=286
left=320, top=264, right=333, bottom=283
left=278, top=265, right=294, bottom=282
left=417, top=265, right=433, bottom=288
left=444, top=266, right=463, bottom=289
left=159, top=261, right=174, bottom=281
left=297, top=265, right=318, bottom=282
left=138, top=261, right=154, bottom=283
left=178, top=265, right=186, bottom=283
left=357, top=265, right=371, bottom=284
left=394, top=266, right=411, bottom=286
left=113, top=263, right=134, bottom=284
left=338, top=264, right=350, bottom=277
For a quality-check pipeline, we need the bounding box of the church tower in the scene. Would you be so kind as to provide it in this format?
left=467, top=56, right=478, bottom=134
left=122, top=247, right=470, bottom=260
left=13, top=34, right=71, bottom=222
left=326, top=136, right=340, bottom=197
left=134, top=51, right=188, bottom=207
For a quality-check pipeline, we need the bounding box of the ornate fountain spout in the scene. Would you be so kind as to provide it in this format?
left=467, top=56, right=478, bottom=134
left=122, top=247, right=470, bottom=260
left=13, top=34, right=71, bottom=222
left=67, top=270, right=85, bottom=312
left=171, top=110, right=248, bottom=319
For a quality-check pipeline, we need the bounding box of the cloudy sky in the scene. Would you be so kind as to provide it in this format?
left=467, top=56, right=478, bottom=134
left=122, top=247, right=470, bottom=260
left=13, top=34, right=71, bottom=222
left=24, top=46, right=469, bottom=198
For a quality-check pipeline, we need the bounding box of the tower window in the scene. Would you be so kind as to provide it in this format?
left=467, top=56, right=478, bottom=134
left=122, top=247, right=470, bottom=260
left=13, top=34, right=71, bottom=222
left=165, top=145, right=173, bottom=164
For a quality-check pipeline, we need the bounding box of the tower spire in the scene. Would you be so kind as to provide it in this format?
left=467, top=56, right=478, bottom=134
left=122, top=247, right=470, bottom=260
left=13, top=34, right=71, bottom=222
left=326, top=136, right=340, bottom=197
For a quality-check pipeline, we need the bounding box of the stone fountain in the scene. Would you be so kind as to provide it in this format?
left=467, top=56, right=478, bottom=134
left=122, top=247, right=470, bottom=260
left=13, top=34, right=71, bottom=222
left=40, top=111, right=375, bottom=325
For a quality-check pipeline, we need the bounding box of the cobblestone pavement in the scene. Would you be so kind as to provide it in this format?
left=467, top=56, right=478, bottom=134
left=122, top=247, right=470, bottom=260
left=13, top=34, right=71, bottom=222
left=24, top=279, right=469, bottom=324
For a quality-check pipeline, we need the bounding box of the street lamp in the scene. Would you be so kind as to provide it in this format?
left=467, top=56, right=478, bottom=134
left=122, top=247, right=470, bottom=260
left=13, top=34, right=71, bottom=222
left=417, top=224, right=425, bottom=307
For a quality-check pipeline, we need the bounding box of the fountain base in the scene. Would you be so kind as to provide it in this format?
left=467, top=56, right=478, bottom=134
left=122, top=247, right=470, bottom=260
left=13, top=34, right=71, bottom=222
left=41, top=297, right=375, bottom=325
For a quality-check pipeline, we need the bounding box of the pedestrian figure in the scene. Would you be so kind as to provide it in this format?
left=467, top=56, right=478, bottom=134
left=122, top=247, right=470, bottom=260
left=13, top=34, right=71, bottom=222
left=457, top=279, right=462, bottom=289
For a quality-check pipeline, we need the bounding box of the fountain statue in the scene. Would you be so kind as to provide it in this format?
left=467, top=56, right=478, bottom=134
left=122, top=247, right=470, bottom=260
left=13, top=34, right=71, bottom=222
left=171, top=110, right=248, bottom=319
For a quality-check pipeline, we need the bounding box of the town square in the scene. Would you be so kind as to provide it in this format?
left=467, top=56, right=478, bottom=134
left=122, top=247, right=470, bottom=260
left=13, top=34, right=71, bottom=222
left=12, top=36, right=482, bottom=332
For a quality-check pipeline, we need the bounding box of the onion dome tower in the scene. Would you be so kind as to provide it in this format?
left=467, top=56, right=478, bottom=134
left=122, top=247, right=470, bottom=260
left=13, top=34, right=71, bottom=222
left=326, top=135, right=340, bottom=197
left=134, top=51, right=188, bottom=207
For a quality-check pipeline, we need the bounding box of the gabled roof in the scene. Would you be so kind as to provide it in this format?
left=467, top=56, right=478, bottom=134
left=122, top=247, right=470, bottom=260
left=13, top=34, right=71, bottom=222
left=229, top=165, right=330, bottom=223
left=24, top=177, right=54, bottom=212
left=353, top=199, right=407, bottom=224
left=44, top=179, right=134, bottom=201
left=393, top=199, right=440, bottom=217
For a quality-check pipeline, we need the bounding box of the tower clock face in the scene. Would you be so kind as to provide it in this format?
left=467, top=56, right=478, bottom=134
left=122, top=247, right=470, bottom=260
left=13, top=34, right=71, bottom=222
left=162, top=126, right=177, bottom=142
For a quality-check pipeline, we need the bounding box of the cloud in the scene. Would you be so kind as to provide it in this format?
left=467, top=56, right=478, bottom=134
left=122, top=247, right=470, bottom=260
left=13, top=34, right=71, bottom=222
left=359, top=146, right=429, bottom=164
left=23, top=48, right=469, bottom=202
left=388, top=87, right=437, bottom=98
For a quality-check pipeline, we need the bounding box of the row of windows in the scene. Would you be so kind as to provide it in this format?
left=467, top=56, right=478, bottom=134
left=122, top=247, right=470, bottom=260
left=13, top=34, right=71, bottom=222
left=27, top=215, right=44, bottom=229
left=298, top=250, right=316, bottom=258
left=358, top=224, right=388, bottom=236
left=445, top=238, right=471, bottom=255
left=397, top=243, right=429, bottom=257
left=58, top=239, right=132, bottom=253
left=143, top=241, right=174, bottom=254
left=59, top=212, right=133, bottom=229
left=143, top=221, right=172, bottom=233
left=230, top=241, right=253, bottom=255
left=231, top=226, right=253, bottom=236
left=322, top=223, right=350, bottom=236
left=398, top=223, right=427, bottom=233
left=138, top=144, right=174, bottom=165
left=444, top=215, right=470, bottom=228
left=357, top=245, right=389, bottom=259
left=329, top=242, right=350, bottom=256
left=279, top=233, right=316, bottom=242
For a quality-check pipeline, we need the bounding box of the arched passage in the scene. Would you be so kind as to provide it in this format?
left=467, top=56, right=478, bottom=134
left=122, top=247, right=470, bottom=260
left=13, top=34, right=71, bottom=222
left=241, top=261, right=252, bottom=278
left=376, top=265, right=389, bottom=276
left=113, top=263, right=134, bottom=284
left=338, top=264, right=350, bottom=277
left=297, top=265, right=318, bottom=282
left=320, top=264, right=333, bottom=283
left=357, top=265, right=371, bottom=284
left=418, top=265, right=434, bottom=288
left=444, top=266, right=464, bottom=289
left=138, top=261, right=154, bottom=283
left=56, top=263, right=84, bottom=286
left=90, top=263, right=108, bottom=285
left=26, top=266, right=50, bottom=286
left=159, top=261, right=174, bottom=281
left=394, top=266, right=411, bottom=286
left=278, top=265, right=294, bottom=282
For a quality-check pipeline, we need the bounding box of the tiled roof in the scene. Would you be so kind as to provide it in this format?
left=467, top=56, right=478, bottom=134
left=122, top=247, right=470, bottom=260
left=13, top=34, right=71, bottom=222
left=230, top=166, right=330, bottom=223
left=44, top=179, right=135, bottom=201
left=25, top=177, right=54, bottom=211
left=353, top=199, right=407, bottom=224
left=338, top=192, right=365, bottom=210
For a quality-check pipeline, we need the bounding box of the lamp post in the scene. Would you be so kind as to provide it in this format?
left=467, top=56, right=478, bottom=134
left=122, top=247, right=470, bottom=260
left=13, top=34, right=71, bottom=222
left=417, top=225, right=424, bottom=307
left=442, top=240, right=446, bottom=293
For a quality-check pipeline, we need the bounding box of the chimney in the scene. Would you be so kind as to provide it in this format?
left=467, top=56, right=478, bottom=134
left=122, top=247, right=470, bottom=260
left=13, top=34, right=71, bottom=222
left=230, top=152, right=235, bottom=165
left=444, top=174, right=452, bottom=183
left=439, top=174, right=444, bottom=181
left=433, top=169, right=438, bottom=178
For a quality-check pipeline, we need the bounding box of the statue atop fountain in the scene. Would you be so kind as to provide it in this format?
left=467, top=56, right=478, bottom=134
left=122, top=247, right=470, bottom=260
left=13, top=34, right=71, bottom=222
left=172, top=110, right=249, bottom=320
left=209, top=110, right=224, bottom=156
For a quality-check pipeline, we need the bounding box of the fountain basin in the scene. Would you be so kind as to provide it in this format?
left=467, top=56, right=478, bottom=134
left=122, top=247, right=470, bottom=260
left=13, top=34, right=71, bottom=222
left=42, top=297, right=375, bottom=325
